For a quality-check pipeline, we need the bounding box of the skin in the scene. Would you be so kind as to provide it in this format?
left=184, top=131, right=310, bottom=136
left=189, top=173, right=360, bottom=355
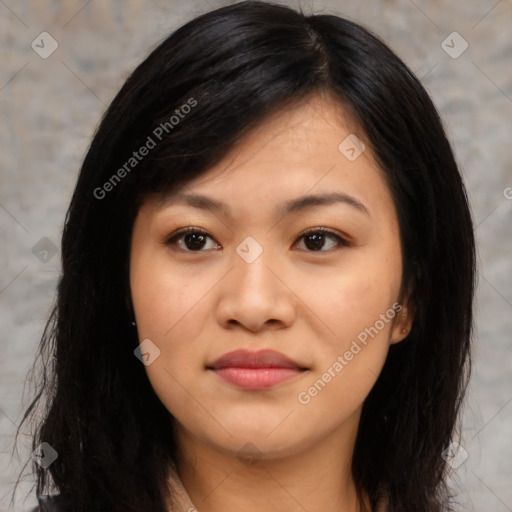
left=129, top=91, right=413, bottom=512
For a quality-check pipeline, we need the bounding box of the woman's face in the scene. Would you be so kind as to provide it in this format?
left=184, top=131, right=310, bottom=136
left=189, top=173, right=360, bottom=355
left=129, top=93, right=411, bottom=464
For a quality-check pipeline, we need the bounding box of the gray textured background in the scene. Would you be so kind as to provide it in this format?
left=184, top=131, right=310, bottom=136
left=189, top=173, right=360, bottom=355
left=1, top=1, right=511, bottom=511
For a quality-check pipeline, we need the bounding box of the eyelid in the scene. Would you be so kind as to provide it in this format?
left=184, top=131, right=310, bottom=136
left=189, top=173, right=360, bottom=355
left=164, top=226, right=219, bottom=249
left=164, top=226, right=351, bottom=251
left=298, top=227, right=352, bottom=247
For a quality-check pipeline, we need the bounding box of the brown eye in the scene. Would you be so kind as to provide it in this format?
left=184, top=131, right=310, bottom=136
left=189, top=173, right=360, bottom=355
left=295, top=228, right=349, bottom=252
left=165, top=228, right=220, bottom=252
left=165, top=226, right=349, bottom=253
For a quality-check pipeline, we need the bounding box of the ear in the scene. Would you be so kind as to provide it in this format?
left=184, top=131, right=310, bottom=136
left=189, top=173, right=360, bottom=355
left=390, top=301, right=414, bottom=345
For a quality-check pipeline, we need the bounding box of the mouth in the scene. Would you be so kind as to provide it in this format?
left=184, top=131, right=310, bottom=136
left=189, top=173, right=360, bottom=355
left=206, top=349, right=309, bottom=391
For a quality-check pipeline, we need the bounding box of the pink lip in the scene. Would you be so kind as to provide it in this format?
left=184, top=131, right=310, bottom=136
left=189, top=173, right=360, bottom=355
left=207, top=349, right=308, bottom=390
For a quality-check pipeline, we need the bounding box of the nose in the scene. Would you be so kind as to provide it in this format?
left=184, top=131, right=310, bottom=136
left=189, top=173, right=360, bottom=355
left=216, top=242, right=297, bottom=332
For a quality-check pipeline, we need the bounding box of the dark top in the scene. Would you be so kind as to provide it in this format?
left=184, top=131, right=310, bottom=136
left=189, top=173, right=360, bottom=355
left=30, top=495, right=61, bottom=511
left=30, top=495, right=108, bottom=512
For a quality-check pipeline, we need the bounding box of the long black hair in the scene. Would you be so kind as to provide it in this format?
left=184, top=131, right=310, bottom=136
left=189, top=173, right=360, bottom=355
left=14, top=2, right=475, bottom=511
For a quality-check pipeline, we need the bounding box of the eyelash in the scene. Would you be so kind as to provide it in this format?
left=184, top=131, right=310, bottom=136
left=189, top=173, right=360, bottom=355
left=164, top=226, right=351, bottom=253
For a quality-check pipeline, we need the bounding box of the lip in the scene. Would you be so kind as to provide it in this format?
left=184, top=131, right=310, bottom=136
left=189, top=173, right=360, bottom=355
left=207, top=349, right=308, bottom=390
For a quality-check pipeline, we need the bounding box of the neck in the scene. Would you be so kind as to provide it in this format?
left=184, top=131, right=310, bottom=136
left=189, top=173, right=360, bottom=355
left=173, top=417, right=364, bottom=512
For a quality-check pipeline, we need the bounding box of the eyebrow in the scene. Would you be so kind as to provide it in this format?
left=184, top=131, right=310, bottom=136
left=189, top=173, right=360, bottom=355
left=156, top=191, right=370, bottom=218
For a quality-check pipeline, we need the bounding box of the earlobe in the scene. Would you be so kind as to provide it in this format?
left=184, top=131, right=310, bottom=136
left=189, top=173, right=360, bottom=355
left=391, top=305, right=413, bottom=344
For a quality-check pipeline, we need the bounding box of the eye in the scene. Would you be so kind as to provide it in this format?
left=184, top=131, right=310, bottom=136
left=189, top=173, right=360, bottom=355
left=294, top=227, right=350, bottom=252
left=164, top=226, right=350, bottom=253
left=165, top=227, right=220, bottom=252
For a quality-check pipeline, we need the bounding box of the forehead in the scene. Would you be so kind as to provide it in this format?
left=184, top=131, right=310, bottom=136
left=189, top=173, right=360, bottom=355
left=144, top=92, right=397, bottom=228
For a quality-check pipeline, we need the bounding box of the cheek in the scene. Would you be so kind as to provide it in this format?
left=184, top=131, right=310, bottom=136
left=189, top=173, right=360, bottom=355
left=131, top=250, right=208, bottom=341
left=300, top=247, right=401, bottom=403
left=130, top=256, right=210, bottom=418
left=296, top=274, right=397, bottom=421
left=311, top=260, right=399, bottom=347
left=130, top=253, right=203, bottom=369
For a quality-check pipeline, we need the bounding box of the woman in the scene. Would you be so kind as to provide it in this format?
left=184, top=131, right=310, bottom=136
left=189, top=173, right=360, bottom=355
left=15, top=1, right=475, bottom=511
